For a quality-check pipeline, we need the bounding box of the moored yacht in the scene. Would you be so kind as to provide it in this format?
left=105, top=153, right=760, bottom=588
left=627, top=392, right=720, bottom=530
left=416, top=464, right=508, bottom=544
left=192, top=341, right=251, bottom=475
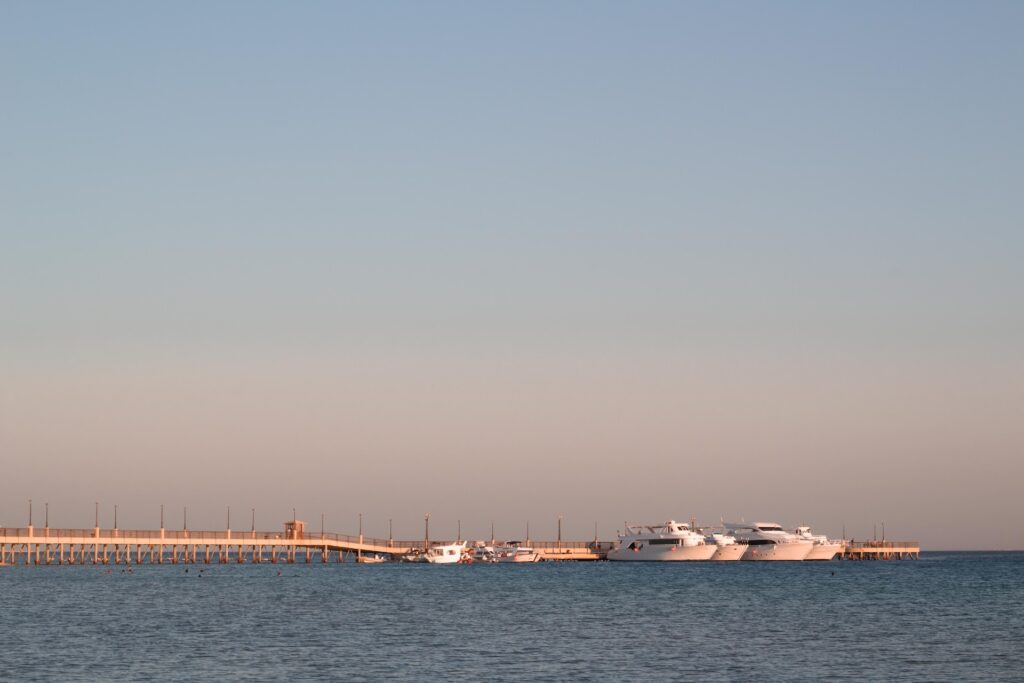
left=705, top=531, right=748, bottom=561
left=606, top=520, right=717, bottom=561
left=792, top=526, right=842, bottom=560
left=725, top=522, right=814, bottom=560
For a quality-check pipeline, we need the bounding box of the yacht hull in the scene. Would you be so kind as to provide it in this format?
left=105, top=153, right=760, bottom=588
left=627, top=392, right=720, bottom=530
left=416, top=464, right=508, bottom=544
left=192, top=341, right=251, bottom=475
left=804, top=543, right=841, bottom=561
left=710, top=544, right=748, bottom=561
left=608, top=544, right=717, bottom=561
left=741, top=541, right=813, bottom=561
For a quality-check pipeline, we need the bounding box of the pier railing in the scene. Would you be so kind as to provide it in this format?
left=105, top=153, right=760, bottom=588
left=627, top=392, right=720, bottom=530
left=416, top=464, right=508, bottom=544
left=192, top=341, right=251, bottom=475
left=0, top=527, right=407, bottom=547
left=845, top=540, right=919, bottom=549
left=526, top=540, right=613, bottom=551
left=0, top=528, right=615, bottom=548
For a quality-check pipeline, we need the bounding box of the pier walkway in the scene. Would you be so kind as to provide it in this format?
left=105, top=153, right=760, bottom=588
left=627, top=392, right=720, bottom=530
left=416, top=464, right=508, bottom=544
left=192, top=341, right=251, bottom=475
left=0, top=526, right=418, bottom=565
left=0, top=526, right=612, bottom=565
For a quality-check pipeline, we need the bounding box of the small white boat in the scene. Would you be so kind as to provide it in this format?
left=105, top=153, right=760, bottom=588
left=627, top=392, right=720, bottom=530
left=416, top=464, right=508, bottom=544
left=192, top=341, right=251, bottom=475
left=606, top=520, right=717, bottom=561
left=356, top=553, right=388, bottom=564
left=792, top=526, right=842, bottom=561
left=472, top=544, right=498, bottom=563
left=399, top=551, right=426, bottom=563
left=424, top=541, right=468, bottom=564
left=494, top=543, right=541, bottom=563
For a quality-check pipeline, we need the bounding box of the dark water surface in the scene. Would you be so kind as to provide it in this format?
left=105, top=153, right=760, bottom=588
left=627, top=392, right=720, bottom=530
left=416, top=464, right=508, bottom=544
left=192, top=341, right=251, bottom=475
left=2, top=552, right=1021, bottom=681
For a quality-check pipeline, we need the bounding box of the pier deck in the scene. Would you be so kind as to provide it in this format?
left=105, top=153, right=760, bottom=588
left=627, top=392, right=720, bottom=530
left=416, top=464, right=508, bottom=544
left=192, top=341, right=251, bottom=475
left=0, top=526, right=418, bottom=565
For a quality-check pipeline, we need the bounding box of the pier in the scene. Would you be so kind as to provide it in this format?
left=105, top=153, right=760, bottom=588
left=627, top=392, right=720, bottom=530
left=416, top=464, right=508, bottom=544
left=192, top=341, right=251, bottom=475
left=0, top=524, right=413, bottom=566
left=0, top=523, right=611, bottom=565
left=840, top=540, right=920, bottom=560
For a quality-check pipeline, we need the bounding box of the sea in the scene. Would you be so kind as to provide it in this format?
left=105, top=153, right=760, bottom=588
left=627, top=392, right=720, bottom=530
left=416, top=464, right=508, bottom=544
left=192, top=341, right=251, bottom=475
left=2, top=552, right=1021, bottom=682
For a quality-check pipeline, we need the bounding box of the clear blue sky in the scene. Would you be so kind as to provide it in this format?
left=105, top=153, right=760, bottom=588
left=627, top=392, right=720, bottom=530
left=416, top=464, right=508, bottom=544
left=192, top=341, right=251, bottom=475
left=2, top=2, right=1022, bottom=549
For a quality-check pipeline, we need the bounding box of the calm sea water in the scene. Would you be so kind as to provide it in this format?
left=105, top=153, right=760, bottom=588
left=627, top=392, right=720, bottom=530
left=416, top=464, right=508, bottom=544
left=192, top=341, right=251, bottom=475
left=2, top=552, right=1021, bottom=682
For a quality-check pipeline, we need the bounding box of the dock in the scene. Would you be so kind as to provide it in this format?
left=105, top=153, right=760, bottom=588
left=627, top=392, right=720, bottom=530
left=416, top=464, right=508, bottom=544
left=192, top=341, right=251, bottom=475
left=0, top=524, right=613, bottom=565
left=840, top=540, right=920, bottom=560
left=0, top=523, right=418, bottom=566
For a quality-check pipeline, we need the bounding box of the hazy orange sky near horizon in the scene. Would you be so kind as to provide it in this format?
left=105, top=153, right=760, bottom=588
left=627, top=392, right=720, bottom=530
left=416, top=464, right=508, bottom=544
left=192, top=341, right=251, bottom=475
left=2, top=3, right=1022, bottom=550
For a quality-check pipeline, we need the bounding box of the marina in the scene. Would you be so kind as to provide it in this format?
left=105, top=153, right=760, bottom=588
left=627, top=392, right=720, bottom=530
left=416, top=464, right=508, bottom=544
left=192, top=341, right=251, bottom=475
left=0, top=519, right=919, bottom=565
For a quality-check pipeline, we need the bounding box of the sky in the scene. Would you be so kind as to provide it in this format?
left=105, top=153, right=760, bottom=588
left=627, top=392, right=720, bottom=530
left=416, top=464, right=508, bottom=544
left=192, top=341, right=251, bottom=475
left=1, top=2, right=1021, bottom=550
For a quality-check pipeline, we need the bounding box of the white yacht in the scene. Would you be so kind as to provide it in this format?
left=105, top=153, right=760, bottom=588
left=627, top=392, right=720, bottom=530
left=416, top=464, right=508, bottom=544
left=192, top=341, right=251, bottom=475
left=792, top=526, right=842, bottom=561
left=494, top=542, right=541, bottom=563
left=606, top=520, right=717, bottom=561
left=725, top=522, right=814, bottom=561
left=423, top=541, right=468, bottom=564
left=705, top=531, right=748, bottom=561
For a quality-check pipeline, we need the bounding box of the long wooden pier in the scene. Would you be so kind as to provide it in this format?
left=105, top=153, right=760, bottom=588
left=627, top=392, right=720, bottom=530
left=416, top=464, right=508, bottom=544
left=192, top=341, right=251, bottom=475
left=0, top=524, right=611, bottom=565
left=0, top=525, right=418, bottom=566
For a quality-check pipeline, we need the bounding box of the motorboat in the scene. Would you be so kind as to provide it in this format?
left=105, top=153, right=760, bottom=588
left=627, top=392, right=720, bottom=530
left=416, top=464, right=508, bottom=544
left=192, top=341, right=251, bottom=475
left=494, top=542, right=541, bottom=563
left=792, top=526, right=842, bottom=561
left=423, top=541, right=468, bottom=564
left=725, top=522, right=814, bottom=560
left=356, top=553, right=388, bottom=564
left=606, top=520, right=717, bottom=561
left=472, top=544, right=498, bottom=563
left=705, top=531, right=748, bottom=561
left=399, top=550, right=427, bottom=563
